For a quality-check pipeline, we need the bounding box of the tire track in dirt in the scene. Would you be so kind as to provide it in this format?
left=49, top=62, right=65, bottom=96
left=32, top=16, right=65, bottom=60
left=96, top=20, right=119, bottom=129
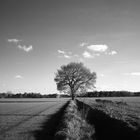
left=0, top=102, right=61, bottom=135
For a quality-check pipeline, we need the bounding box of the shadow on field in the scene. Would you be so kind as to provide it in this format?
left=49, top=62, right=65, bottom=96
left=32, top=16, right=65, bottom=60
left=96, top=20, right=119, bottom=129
left=33, top=101, right=69, bottom=140
left=76, top=100, right=140, bottom=140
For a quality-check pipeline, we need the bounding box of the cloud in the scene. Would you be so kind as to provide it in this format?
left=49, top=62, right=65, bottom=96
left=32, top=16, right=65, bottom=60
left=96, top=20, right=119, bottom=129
left=81, top=43, right=117, bottom=57
left=57, top=50, right=72, bottom=59
left=83, top=51, right=93, bottom=58
left=87, top=44, right=108, bottom=52
left=99, top=74, right=105, bottom=77
left=131, top=72, right=140, bottom=76
left=58, top=50, right=66, bottom=54
left=79, top=42, right=88, bottom=47
left=124, top=72, right=140, bottom=76
left=8, top=38, right=33, bottom=52
left=15, top=75, right=23, bottom=79
left=108, top=50, right=117, bottom=55
left=7, top=39, right=22, bottom=43
left=64, top=54, right=71, bottom=59
left=17, top=45, right=33, bottom=52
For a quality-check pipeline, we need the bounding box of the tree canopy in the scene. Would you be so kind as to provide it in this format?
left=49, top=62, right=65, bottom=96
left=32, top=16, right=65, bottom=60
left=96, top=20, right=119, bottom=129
left=54, top=62, right=97, bottom=100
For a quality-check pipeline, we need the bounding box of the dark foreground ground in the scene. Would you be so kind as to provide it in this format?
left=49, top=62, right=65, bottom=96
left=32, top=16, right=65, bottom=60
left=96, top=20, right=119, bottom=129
left=0, top=98, right=140, bottom=140
left=34, top=99, right=140, bottom=140
left=77, top=100, right=140, bottom=140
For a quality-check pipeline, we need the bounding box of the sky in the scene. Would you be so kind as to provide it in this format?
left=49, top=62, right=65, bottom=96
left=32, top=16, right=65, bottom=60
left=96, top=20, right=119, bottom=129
left=0, top=0, right=140, bottom=94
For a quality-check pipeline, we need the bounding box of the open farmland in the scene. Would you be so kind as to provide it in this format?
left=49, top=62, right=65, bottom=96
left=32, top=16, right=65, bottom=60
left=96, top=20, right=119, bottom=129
left=83, top=97, right=140, bottom=123
left=0, top=97, right=140, bottom=140
left=0, top=98, right=69, bottom=140
left=81, top=96, right=140, bottom=105
left=79, top=97, right=140, bottom=139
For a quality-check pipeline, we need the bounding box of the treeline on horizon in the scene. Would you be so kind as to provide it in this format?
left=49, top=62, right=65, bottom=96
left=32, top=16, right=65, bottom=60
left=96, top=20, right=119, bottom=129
left=0, top=91, right=140, bottom=98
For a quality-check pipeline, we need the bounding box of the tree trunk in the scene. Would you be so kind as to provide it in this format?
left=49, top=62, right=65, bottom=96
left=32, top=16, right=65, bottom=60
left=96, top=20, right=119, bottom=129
left=70, top=87, right=75, bottom=100
left=71, top=93, right=75, bottom=100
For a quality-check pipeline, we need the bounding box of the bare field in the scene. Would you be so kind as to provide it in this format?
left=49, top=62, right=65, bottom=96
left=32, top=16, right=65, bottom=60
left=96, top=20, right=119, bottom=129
left=0, top=98, right=69, bottom=140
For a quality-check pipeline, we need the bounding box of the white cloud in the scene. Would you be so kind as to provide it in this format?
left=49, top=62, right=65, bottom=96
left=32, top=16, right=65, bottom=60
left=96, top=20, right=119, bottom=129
left=108, top=50, right=117, bottom=55
left=87, top=44, right=108, bottom=52
left=17, top=45, right=33, bottom=52
left=7, top=39, right=22, bottom=43
left=79, top=42, right=117, bottom=59
left=79, top=42, right=88, bottom=47
left=99, top=74, right=105, bottom=77
left=83, top=51, right=93, bottom=58
left=58, top=50, right=66, bottom=54
left=57, top=50, right=72, bottom=59
left=131, top=72, right=140, bottom=76
left=124, top=72, right=140, bottom=76
left=8, top=38, right=33, bottom=53
left=15, top=75, right=23, bottom=79
left=64, top=54, right=71, bottom=59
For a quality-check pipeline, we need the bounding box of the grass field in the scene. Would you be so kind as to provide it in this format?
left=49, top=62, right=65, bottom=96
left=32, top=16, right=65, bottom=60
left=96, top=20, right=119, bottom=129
left=82, top=96, right=140, bottom=105
left=0, top=97, right=140, bottom=140
left=81, top=97, right=140, bottom=132
left=77, top=97, right=140, bottom=140
left=0, top=98, right=69, bottom=140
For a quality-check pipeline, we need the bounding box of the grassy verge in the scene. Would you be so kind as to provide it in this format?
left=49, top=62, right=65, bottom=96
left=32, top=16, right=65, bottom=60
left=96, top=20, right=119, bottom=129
left=56, top=100, right=95, bottom=140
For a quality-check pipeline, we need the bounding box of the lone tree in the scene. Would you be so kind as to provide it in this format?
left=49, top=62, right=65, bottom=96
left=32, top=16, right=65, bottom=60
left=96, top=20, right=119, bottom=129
left=54, top=62, right=97, bottom=100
